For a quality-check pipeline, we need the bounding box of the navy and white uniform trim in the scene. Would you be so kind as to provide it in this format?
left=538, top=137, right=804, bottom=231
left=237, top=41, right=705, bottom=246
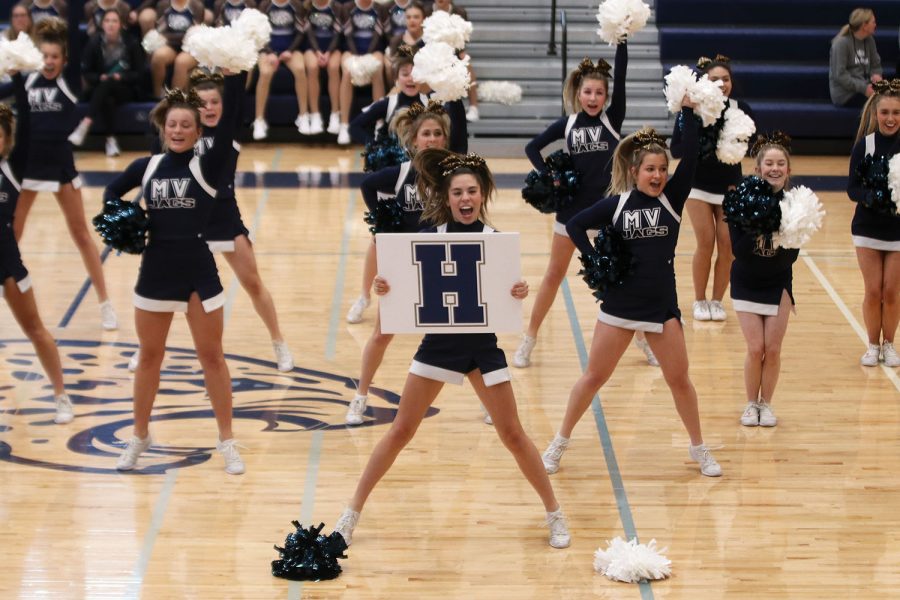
left=21, top=72, right=82, bottom=191
left=729, top=217, right=799, bottom=316
left=847, top=131, right=900, bottom=251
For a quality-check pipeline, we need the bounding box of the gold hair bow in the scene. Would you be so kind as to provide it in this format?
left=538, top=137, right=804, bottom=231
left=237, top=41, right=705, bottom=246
left=189, top=68, right=224, bottom=87
left=163, top=87, right=204, bottom=109
left=395, top=44, right=418, bottom=59
left=407, top=99, right=447, bottom=119
left=750, top=131, right=792, bottom=158
left=696, top=53, right=731, bottom=70
left=576, top=57, right=612, bottom=79
left=439, top=152, right=488, bottom=177
left=632, top=128, right=668, bottom=150
left=872, top=78, right=900, bottom=95
left=0, top=104, right=13, bottom=122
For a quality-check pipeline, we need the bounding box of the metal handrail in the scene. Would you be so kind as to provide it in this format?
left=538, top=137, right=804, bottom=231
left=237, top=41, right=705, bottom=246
left=560, top=10, right=568, bottom=116
left=547, top=0, right=558, bottom=55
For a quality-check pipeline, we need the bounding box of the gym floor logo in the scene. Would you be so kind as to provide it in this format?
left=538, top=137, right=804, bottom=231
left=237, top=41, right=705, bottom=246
left=0, top=339, right=435, bottom=475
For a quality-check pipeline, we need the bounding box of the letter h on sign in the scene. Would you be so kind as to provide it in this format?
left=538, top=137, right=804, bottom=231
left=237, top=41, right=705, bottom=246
left=412, top=242, right=486, bottom=326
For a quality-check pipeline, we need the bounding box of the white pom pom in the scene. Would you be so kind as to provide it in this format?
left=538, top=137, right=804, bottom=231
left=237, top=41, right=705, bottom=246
left=663, top=65, right=696, bottom=114
left=772, top=186, right=825, bottom=249
left=412, top=41, right=470, bottom=102
left=345, top=54, right=383, bottom=86
left=476, top=81, right=522, bottom=105
left=593, top=537, right=672, bottom=583
left=715, top=106, right=756, bottom=164
left=689, top=74, right=726, bottom=127
left=595, top=0, right=652, bottom=45
left=0, top=33, right=44, bottom=74
left=184, top=25, right=257, bottom=71
left=232, top=8, right=271, bottom=52
left=422, top=11, right=472, bottom=50
left=142, top=29, right=167, bottom=54
left=888, top=153, right=900, bottom=215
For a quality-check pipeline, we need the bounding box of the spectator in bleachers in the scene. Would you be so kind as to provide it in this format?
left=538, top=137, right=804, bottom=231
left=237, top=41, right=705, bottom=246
left=385, top=0, right=423, bottom=87
left=252, top=0, right=309, bottom=140
left=429, top=0, right=478, bottom=121
left=4, top=3, right=34, bottom=41
left=147, top=0, right=204, bottom=98
left=213, top=0, right=256, bottom=25
left=829, top=7, right=883, bottom=108
left=382, top=0, right=413, bottom=87
left=70, top=10, right=144, bottom=156
left=85, top=0, right=134, bottom=36
left=137, top=0, right=160, bottom=34
left=336, top=0, right=387, bottom=144
left=303, top=0, right=343, bottom=136
left=24, top=0, right=66, bottom=24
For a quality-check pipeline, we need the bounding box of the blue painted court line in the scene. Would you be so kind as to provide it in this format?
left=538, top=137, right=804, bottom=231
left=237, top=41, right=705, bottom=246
left=125, top=468, right=179, bottom=599
left=325, top=155, right=361, bottom=360
left=56, top=245, right=112, bottom=328
left=78, top=171, right=851, bottom=192
left=561, top=277, right=654, bottom=599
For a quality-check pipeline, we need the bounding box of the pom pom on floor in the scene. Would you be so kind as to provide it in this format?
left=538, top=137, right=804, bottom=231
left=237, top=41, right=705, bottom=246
left=184, top=25, right=258, bottom=71
left=272, top=521, right=348, bottom=581
left=521, top=150, right=581, bottom=214
left=422, top=11, right=472, bottom=50
left=364, top=198, right=406, bottom=234
left=664, top=66, right=725, bottom=127
left=477, top=81, right=522, bottom=105
left=232, top=8, right=271, bottom=52
left=92, top=198, right=148, bottom=255
left=345, top=54, right=383, bottom=86
left=0, top=33, right=44, bottom=73
left=593, top=537, right=672, bottom=583
left=412, top=42, right=470, bottom=102
left=856, top=154, right=897, bottom=217
left=716, top=105, right=756, bottom=165
left=578, top=225, right=633, bottom=301
left=887, top=153, right=900, bottom=216
left=362, top=130, right=407, bottom=173
left=595, top=0, right=652, bottom=45
left=141, top=30, right=166, bottom=55
left=723, top=176, right=782, bottom=236
left=773, top=185, right=825, bottom=249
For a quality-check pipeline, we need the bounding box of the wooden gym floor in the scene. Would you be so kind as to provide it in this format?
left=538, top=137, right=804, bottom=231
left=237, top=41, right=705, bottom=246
left=0, top=147, right=898, bottom=599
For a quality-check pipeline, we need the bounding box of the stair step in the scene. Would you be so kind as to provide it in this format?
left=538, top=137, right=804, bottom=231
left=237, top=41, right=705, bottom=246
left=476, top=60, right=663, bottom=81
left=469, top=117, right=673, bottom=137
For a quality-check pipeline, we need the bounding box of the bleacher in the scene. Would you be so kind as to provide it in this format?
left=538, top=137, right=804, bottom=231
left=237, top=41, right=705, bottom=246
left=657, top=0, right=900, bottom=144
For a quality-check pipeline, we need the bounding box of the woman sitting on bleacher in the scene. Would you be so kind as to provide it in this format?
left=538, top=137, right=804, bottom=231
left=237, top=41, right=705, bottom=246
left=303, top=0, right=343, bottom=136
left=147, top=0, right=204, bottom=98
left=829, top=7, right=883, bottom=108
left=85, top=0, right=133, bottom=36
left=70, top=9, right=144, bottom=156
left=5, top=4, right=34, bottom=41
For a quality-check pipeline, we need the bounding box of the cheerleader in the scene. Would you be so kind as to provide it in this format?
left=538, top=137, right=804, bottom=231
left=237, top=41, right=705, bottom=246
left=345, top=46, right=430, bottom=325
left=345, top=99, right=466, bottom=425
left=303, top=0, right=343, bottom=136
left=0, top=74, right=73, bottom=425
left=333, top=148, right=571, bottom=550
left=147, top=0, right=205, bottom=97
left=382, top=0, right=414, bottom=86
left=671, top=54, right=755, bottom=323
left=386, top=0, right=424, bottom=55
left=106, top=73, right=247, bottom=474
left=336, top=0, right=388, bottom=144
left=730, top=134, right=799, bottom=427
left=516, top=43, right=656, bottom=368
left=541, top=102, right=724, bottom=478
left=25, top=0, right=67, bottom=24
left=847, top=79, right=900, bottom=367
left=12, top=18, right=117, bottom=331
left=213, top=0, right=256, bottom=26
left=253, top=0, right=310, bottom=139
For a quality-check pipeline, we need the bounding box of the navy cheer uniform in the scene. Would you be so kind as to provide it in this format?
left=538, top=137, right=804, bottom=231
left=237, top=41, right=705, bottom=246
left=360, top=100, right=466, bottom=233
left=342, top=1, right=385, bottom=55
left=349, top=90, right=429, bottom=144
left=262, top=0, right=304, bottom=54
left=196, top=122, right=248, bottom=253
left=729, top=213, right=799, bottom=316
left=525, top=42, right=628, bottom=236
left=1, top=75, right=32, bottom=294
left=28, top=1, right=64, bottom=24
left=103, top=74, right=243, bottom=313
left=671, top=98, right=755, bottom=205
left=158, top=1, right=202, bottom=52
left=847, top=131, right=900, bottom=251
left=387, top=0, right=409, bottom=38
left=215, top=0, right=253, bottom=25
left=304, top=1, right=341, bottom=54
left=408, top=220, right=511, bottom=386
left=22, top=71, right=81, bottom=192
left=566, top=107, right=699, bottom=333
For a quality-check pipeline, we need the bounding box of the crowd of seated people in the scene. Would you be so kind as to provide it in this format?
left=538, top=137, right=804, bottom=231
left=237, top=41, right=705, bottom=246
left=1, top=0, right=479, bottom=153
